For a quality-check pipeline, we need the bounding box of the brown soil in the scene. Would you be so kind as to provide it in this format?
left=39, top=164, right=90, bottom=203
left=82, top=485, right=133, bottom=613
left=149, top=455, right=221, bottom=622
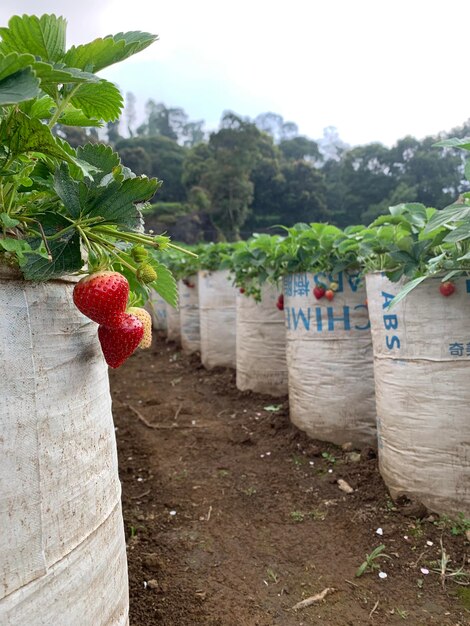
left=110, top=339, right=469, bottom=626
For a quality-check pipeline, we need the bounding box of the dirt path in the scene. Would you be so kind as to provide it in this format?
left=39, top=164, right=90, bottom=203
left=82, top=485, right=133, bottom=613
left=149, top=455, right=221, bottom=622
left=110, top=340, right=469, bottom=626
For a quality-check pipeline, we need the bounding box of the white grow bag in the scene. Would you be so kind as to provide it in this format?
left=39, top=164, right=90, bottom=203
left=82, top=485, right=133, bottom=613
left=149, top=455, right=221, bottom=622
left=165, top=299, right=181, bottom=343
left=179, top=276, right=200, bottom=354
left=366, top=272, right=470, bottom=516
left=0, top=267, right=128, bottom=625
left=284, top=271, right=376, bottom=447
left=236, top=284, right=288, bottom=396
left=148, top=290, right=167, bottom=332
left=198, top=269, right=237, bottom=369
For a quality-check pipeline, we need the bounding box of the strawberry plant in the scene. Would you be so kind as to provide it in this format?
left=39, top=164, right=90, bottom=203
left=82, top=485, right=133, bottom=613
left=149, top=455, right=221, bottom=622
left=0, top=13, right=184, bottom=310
left=261, top=222, right=367, bottom=292
left=197, top=241, right=245, bottom=272
left=358, top=141, right=470, bottom=303
left=160, top=243, right=206, bottom=282
left=228, top=234, right=285, bottom=300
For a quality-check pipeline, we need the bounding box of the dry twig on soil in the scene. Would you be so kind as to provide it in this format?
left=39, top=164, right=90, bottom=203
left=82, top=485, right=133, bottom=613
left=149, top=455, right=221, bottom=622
left=292, top=587, right=335, bottom=610
left=369, top=599, right=379, bottom=619
left=127, top=404, right=205, bottom=429
left=130, top=489, right=151, bottom=500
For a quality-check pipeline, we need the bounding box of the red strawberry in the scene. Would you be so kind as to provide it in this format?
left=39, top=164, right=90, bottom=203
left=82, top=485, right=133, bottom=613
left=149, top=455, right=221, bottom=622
left=313, top=285, right=326, bottom=300
left=73, top=271, right=129, bottom=326
left=98, top=313, right=144, bottom=368
left=325, top=289, right=335, bottom=301
left=276, top=294, right=284, bottom=310
left=439, top=281, right=455, bottom=297
left=239, top=288, right=245, bottom=294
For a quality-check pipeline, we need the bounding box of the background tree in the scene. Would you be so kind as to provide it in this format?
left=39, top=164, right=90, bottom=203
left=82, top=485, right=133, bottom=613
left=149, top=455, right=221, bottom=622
left=125, top=91, right=137, bottom=137
left=279, top=136, right=322, bottom=163
left=56, top=126, right=99, bottom=148
left=105, top=100, right=470, bottom=237
left=254, top=111, right=299, bottom=143
left=318, top=126, right=349, bottom=161
left=116, top=135, right=186, bottom=201
left=106, top=120, right=121, bottom=145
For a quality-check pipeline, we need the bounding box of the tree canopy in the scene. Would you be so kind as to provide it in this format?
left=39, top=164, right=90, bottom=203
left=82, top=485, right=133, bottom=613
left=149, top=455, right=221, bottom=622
left=63, top=95, right=470, bottom=241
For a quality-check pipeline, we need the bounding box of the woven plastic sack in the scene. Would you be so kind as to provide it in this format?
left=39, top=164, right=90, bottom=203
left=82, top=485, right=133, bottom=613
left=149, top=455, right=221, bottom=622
left=148, top=291, right=167, bottom=332
left=366, top=272, right=470, bottom=516
left=198, top=269, right=237, bottom=369
left=284, top=271, right=376, bottom=447
left=0, top=267, right=128, bottom=625
left=165, top=300, right=181, bottom=343
left=179, top=275, right=200, bottom=354
left=236, top=284, right=287, bottom=396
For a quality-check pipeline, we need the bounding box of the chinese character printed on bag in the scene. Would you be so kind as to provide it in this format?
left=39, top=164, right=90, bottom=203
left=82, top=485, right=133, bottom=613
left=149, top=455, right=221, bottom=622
left=293, top=273, right=310, bottom=297
left=449, top=342, right=464, bottom=357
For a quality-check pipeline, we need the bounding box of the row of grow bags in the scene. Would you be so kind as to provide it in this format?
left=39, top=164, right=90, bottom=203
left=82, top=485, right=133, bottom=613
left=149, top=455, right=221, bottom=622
left=150, top=258, right=470, bottom=520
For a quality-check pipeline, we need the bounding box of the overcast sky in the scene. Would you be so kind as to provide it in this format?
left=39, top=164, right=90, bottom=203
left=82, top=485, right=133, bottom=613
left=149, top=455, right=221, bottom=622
left=1, top=0, right=469, bottom=147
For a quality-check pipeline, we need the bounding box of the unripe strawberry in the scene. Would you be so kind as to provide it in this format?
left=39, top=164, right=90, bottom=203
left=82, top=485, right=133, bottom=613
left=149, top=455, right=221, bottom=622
left=276, top=294, right=284, bottom=310
left=439, top=281, right=455, bottom=297
left=73, top=271, right=129, bottom=326
left=98, top=313, right=144, bottom=368
left=128, top=306, right=152, bottom=349
left=329, top=282, right=339, bottom=292
left=325, top=289, right=335, bottom=301
left=313, top=285, right=326, bottom=300
left=137, top=263, right=157, bottom=284
left=130, top=245, right=148, bottom=263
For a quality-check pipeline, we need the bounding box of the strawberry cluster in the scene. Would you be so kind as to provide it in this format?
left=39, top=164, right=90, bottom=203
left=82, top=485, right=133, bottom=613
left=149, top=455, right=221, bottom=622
left=73, top=271, right=152, bottom=368
left=313, top=281, right=338, bottom=301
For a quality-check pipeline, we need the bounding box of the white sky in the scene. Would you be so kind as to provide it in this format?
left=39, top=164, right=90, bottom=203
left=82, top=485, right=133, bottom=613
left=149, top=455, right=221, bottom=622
left=1, top=0, right=470, bottom=147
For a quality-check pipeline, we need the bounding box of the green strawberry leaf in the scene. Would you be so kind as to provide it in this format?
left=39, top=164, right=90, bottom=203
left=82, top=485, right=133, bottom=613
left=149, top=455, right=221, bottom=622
left=77, top=143, right=121, bottom=182
left=27, top=94, right=54, bottom=119
left=0, top=67, right=40, bottom=105
left=0, top=52, right=41, bottom=105
left=0, top=14, right=67, bottom=62
left=0, top=51, right=35, bottom=77
left=149, top=261, right=178, bottom=307
left=51, top=135, right=98, bottom=180
left=53, top=163, right=84, bottom=219
left=0, top=110, right=76, bottom=163
left=71, top=79, right=123, bottom=122
left=0, top=237, right=32, bottom=260
left=85, top=176, right=159, bottom=227
left=57, top=106, right=102, bottom=127
left=63, top=31, right=157, bottom=73
left=1, top=212, right=20, bottom=227
left=31, top=62, right=100, bottom=98
left=25, top=97, right=102, bottom=126
left=113, top=31, right=158, bottom=58
left=21, top=213, right=82, bottom=280
left=433, top=137, right=470, bottom=151
left=465, top=160, right=470, bottom=183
